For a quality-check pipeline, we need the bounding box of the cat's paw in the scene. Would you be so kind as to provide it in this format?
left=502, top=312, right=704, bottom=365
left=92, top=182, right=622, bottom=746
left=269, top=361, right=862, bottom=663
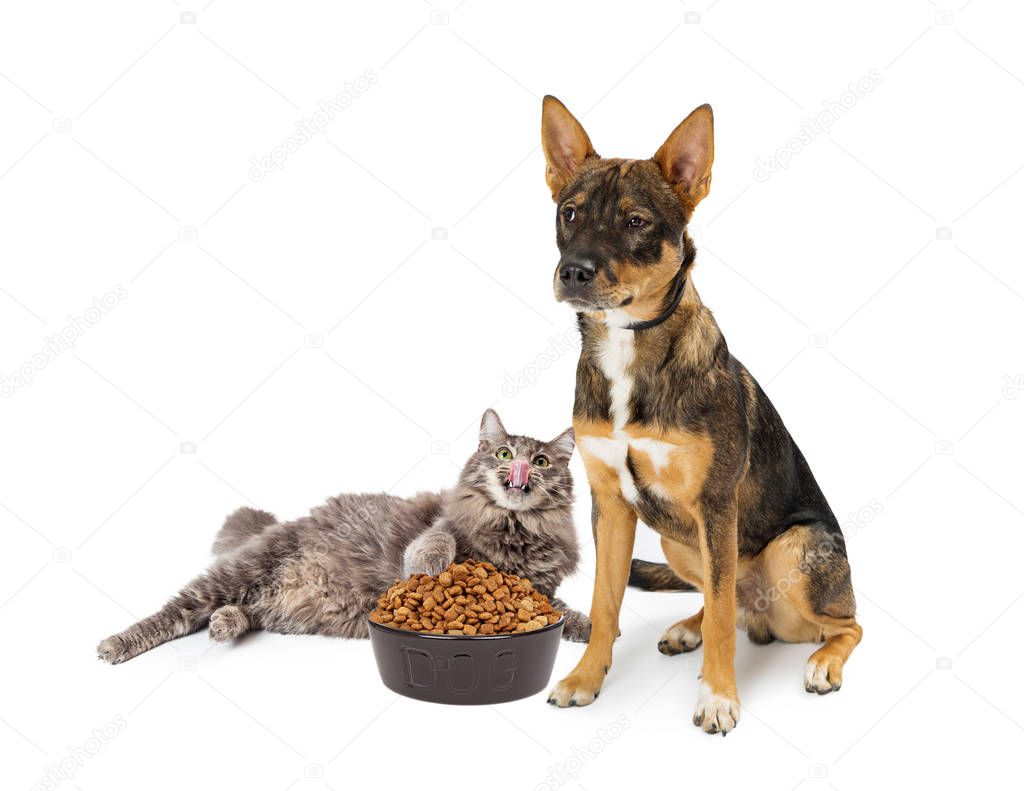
left=405, top=550, right=453, bottom=577
left=97, top=635, right=131, bottom=664
left=209, top=606, right=250, bottom=642
left=560, top=610, right=591, bottom=643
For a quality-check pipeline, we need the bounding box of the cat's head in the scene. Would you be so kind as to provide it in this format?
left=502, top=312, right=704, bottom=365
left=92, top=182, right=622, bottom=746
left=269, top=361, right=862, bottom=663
left=458, top=409, right=574, bottom=513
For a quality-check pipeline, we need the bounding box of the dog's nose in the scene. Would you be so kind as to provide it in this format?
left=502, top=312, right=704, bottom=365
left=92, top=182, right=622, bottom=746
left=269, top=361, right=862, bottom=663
left=558, top=255, right=596, bottom=287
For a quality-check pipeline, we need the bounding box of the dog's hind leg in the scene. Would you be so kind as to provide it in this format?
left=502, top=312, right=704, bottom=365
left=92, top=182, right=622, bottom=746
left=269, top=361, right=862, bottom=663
left=657, top=536, right=705, bottom=655
left=803, top=613, right=862, bottom=694
left=659, top=607, right=704, bottom=655
left=756, top=523, right=862, bottom=694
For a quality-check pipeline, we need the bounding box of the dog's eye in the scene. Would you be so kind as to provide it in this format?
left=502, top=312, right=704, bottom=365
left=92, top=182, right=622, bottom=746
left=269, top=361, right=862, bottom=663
left=627, top=215, right=647, bottom=228
left=562, top=206, right=577, bottom=223
left=533, top=455, right=550, bottom=468
left=495, top=447, right=513, bottom=460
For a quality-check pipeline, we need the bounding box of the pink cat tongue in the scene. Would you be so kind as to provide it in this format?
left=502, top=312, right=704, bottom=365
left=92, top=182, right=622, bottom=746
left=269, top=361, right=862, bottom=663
left=508, top=460, right=530, bottom=488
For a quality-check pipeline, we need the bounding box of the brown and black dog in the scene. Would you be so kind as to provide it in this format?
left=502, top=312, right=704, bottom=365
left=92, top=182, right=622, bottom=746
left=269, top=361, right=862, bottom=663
left=541, top=97, right=862, bottom=734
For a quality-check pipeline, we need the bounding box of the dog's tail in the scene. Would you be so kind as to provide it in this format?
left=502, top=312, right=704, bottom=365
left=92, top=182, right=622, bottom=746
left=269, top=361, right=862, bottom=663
left=628, top=559, right=697, bottom=592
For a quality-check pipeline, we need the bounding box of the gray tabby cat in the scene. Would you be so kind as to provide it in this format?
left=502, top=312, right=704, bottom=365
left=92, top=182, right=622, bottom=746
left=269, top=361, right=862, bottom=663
left=97, top=409, right=588, bottom=664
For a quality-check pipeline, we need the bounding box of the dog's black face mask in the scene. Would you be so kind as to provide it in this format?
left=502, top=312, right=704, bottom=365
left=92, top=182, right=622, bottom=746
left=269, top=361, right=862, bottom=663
left=541, top=97, right=713, bottom=321
left=552, top=158, right=687, bottom=313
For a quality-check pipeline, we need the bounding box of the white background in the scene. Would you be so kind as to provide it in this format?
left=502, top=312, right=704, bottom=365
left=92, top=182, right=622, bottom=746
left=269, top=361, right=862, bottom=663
left=2, top=1, right=1023, bottom=788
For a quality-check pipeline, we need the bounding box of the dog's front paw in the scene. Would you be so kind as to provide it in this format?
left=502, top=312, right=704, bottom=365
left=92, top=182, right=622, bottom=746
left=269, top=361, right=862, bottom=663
left=547, top=666, right=606, bottom=707
left=692, top=683, right=740, bottom=735
left=560, top=610, right=591, bottom=643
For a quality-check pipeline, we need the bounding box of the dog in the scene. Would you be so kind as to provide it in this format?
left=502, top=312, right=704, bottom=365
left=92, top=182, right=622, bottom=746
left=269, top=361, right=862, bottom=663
left=540, top=96, right=862, bottom=735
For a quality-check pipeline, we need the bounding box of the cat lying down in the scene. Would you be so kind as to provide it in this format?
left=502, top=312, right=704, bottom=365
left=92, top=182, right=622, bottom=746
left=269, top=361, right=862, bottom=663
left=97, top=409, right=589, bottom=664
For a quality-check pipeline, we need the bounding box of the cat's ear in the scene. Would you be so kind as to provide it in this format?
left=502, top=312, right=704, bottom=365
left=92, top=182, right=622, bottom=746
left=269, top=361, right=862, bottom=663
left=479, top=409, right=507, bottom=450
left=546, top=427, right=575, bottom=462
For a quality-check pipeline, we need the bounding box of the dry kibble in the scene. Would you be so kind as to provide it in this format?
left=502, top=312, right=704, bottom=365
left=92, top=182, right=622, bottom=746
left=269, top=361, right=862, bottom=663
left=369, top=559, right=562, bottom=636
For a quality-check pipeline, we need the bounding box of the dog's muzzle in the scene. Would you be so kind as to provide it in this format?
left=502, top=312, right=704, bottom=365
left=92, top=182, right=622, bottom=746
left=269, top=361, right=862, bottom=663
left=557, top=253, right=596, bottom=288
left=555, top=253, right=600, bottom=305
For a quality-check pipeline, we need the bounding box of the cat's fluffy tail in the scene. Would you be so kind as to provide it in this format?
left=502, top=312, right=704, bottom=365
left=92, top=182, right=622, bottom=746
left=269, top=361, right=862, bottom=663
left=628, top=559, right=698, bottom=592
left=213, top=507, right=277, bottom=554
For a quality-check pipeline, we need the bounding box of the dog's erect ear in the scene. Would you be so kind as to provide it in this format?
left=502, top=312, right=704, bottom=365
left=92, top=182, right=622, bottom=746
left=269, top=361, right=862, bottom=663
left=541, top=96, right=597, bottom=199
left=479, top=409, right=508, bottom=450
left=546, top=427, right=575, bottom=461
left=653, top=104, right=714, bottom=210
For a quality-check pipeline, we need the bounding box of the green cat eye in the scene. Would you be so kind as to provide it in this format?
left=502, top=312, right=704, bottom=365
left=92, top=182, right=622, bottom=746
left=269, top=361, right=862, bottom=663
left=495, top=447, right=513, bottom=460
left=534, top=455, right=550, bottom=468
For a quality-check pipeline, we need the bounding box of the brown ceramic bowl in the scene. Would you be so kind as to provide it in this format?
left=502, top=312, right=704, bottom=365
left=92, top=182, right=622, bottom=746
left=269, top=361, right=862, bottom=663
left=368, top=616, right=564, bottom=705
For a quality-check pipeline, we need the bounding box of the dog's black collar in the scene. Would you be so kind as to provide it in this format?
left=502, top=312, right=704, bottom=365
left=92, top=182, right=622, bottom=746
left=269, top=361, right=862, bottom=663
left=624, top=265, right=688, bottom=331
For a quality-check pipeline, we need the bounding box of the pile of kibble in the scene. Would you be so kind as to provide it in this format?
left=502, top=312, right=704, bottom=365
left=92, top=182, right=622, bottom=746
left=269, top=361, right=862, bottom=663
left=369, top=559, right=561, bottom=635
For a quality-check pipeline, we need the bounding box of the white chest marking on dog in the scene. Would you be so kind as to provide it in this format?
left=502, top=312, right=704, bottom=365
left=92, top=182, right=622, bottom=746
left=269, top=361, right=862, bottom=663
left=580, top=323, right=686, bottom=505
left=579, top=435, right=638, bottom=502
left=628, top=437, right=675, bottom=473
left=599, top=325, right=635, bottom=430
left=579, top=324, right=641, bottom=502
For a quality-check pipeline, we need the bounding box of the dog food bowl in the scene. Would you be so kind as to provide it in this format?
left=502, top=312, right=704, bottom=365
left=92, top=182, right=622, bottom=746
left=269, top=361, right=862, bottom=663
left=368, top=616, right=564, bottom=705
